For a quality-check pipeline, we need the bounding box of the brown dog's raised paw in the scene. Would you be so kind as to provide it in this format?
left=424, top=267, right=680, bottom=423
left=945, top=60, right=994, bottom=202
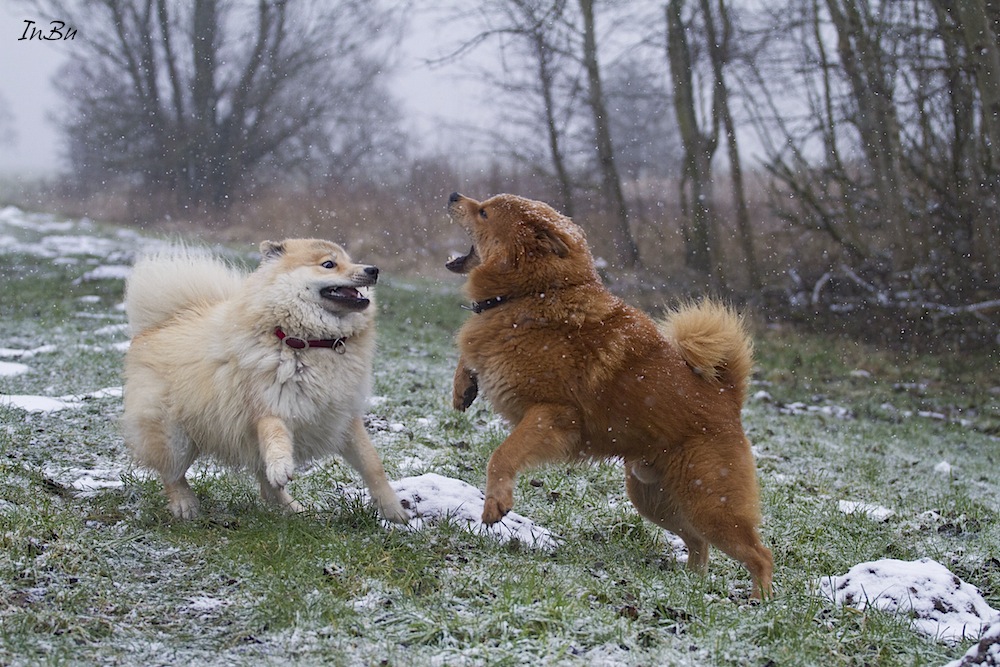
left=452, top=367, right=478, bottom=411
left=454, top=383, right=478, bottom=411
left=481, top=496, right=511, bottom=525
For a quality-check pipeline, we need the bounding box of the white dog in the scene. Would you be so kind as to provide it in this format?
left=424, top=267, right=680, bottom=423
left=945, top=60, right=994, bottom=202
left=122, top=238, right=407, bottom=523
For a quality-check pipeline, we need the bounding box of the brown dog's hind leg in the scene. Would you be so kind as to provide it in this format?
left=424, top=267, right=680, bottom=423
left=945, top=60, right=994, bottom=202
left=706, top=523, right=773, bottom=600
left=625, top=463, right=709, bottom=572
left=482, top=404, right=580, bottom=524
left=626, top=456, right=773, bottom=599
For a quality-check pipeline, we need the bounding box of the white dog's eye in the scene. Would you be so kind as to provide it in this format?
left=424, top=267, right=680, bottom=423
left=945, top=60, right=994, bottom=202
left=322, top=260, right=337, bottom=269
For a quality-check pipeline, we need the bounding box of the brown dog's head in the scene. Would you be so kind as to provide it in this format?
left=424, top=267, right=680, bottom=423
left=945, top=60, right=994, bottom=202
left=446, top=193, right=598, bottom=297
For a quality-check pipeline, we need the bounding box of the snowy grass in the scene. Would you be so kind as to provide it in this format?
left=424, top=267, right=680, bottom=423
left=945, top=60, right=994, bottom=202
left=0, top=207, right=998, bottom=666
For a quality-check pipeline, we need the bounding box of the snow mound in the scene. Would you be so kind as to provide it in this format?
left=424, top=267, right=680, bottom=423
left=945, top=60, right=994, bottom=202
left=384, top=473, right=558, bottom=550
left=819, top=558, right=999, bottom=643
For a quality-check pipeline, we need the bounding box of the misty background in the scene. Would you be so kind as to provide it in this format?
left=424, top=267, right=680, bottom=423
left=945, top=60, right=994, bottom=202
left=1, top=0, right=998, bottom=349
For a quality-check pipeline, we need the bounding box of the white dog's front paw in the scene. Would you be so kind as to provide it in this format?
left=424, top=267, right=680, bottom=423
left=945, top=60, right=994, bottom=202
left=377, top=493, right=410, bottom=524
left=265, top=455, right=296, bottom=489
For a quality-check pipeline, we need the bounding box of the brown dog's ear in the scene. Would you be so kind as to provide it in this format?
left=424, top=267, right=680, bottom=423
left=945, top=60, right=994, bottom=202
left=535, top=227, right=570, bottom=258
left=259, top=240, right=285, bottom=261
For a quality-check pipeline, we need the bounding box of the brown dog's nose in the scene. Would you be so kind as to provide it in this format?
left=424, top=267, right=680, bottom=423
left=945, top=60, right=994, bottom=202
left=449, top=192, right=462, bottom=204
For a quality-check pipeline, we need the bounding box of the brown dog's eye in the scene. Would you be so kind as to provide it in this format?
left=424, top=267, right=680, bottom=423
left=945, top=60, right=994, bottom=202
left=322, top=260, right=336, bottom=269
left=479, top=208, right=488, bottom=220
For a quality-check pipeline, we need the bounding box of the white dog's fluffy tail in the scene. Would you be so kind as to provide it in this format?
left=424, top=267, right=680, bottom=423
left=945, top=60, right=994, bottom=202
left=125, top=247, right=245, bottom=335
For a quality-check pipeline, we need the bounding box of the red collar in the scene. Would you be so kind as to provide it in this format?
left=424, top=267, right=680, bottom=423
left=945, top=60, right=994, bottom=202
left=274, top=327, right=347, bottom=354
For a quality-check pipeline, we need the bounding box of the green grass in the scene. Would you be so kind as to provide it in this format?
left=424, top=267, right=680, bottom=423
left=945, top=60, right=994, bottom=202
left=0, top=214, right=997, bottom=665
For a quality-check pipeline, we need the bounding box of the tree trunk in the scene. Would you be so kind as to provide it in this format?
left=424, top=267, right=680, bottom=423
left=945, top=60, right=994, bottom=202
left=666, top=0, right=725, bottom=290
left=701, top=0, right=759, bottom=290
left=578, top=0, right=640, bottom=268
left=955, top=0, right=1000, bottom=174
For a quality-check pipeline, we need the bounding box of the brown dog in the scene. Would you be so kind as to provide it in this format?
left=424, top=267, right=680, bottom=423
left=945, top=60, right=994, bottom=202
left=446, top=192, right=773, bottom=598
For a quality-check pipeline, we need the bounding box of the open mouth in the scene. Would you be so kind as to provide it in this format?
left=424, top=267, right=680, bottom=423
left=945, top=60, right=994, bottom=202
left=446, top=245, right=480, bottom=274
left=319, top=285, right=370, bottom=310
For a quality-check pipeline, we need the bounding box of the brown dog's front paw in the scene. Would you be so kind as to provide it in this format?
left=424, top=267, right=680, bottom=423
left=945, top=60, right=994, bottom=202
left=452, top=366, right=478, bottom=411
left=481, top=496, right=511, bottom=525
left=454, top=382, right=478, bottom=411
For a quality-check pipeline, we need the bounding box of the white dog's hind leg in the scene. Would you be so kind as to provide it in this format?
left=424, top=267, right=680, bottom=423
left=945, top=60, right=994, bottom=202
left=130, top=413, right=200, bottom=519
left=341, top=417, right=409, bottom=524
left=256, top=416, right=303, bottom=512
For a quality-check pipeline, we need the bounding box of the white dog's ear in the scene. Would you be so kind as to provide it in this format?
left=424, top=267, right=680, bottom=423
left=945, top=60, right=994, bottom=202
left=260, top=240, right=285, bottom=261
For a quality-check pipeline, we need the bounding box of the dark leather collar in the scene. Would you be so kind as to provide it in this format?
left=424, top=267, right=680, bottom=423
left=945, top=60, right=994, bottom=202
left=461, top=295, right=508, bottom=314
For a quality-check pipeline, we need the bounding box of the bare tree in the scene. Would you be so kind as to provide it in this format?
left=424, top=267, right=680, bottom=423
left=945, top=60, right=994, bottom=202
left=740, top=0, right=999, bottom=319
left=448, top=0, right=581, bottom=216
left=35, top=0, right=403, bottom=213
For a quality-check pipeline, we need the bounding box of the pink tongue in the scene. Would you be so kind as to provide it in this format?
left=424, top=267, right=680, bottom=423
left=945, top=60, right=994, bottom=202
left=336, top=286, right=361, bottom=299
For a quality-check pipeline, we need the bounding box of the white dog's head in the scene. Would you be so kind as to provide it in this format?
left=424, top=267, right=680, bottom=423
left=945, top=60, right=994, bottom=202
left=259, top=238, right=378, bottom=313
left=248, top=238, right=379, bottom=341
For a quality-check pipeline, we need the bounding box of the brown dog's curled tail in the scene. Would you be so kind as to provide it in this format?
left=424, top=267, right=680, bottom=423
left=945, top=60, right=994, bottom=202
left=659, top=300, right=754, bottom=402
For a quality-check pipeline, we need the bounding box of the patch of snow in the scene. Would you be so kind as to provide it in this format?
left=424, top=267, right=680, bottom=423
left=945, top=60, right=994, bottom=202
left=183, top=595, right=230, bottom=619
left=780, top=401, right=852, bottom=418
left=374, top=473, right=558, bottom=550
left=69, top=470, right=125, bottom=494
left=76, top=264, right=132, bottom=282
left=0, top=345, right=57, bottom=359
left=819, top=558, right=999, bottom=643
left=0, top=386, right=122, bottom=413
left=84, top=387, right=123, bottom=400
left=93, top=323, right=129, bottom=336
left=935, top=461, right=954, bottom=476
left=0, top=206, right=76, bottom=232
left=0, top=394, right=83, bottom=412
left=0, top=361, right=31, bottom=377
left=838, top=500, right=895, bottom=522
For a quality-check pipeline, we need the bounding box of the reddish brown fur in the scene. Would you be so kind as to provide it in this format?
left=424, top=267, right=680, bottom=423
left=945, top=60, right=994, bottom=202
left=447, top=192, right=773, bottom=599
